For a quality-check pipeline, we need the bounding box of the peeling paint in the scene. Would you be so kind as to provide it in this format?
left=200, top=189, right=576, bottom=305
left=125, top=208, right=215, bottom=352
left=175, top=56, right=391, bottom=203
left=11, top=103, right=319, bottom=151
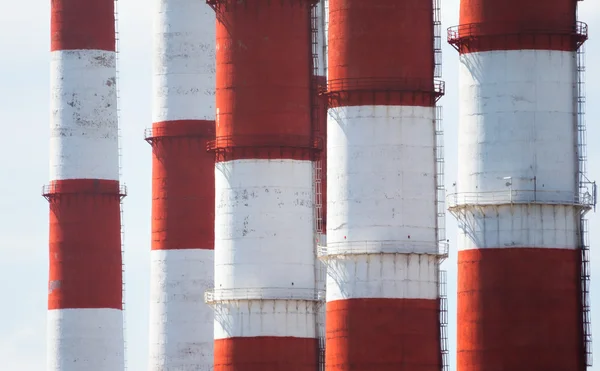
left=47, top=309, right=124, bottom=370
left=458, top=50, right=577, bottom=199
left=215, top=160, right=315, bottom=294
left=214, top=160, right=316, bottom=338
left=153, top=0, right=216, bottom=123
left=149, top=249, right=214, bottom=370
left=327, top=105, right=437, bottom=246
left=50, top=49, right=119, bottom=181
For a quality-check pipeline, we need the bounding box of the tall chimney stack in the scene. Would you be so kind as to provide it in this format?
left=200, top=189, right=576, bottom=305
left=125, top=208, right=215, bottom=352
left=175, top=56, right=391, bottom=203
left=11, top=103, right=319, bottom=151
left=322, top=0, right=448, bottom=369
left=146, top=0, right=216, bottom=369
left=205, top=0, right=322, bottom=368
left=46, top=0, right=126, bottom=369
left=448, top=0, right=594, bottom=369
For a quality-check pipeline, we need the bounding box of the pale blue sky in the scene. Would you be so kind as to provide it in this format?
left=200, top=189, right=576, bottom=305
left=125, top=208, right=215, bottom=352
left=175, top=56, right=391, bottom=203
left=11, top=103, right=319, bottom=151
left=0, top=1, right=598, bottom=369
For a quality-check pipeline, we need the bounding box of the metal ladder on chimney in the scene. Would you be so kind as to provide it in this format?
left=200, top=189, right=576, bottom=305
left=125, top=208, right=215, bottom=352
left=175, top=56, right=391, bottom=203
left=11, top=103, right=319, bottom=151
left=114, top=0, right=128, bottom=368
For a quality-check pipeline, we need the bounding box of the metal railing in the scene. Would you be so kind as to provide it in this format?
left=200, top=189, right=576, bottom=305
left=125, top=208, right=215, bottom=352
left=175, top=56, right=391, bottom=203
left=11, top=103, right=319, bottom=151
left=206, top=134, right=322, bottom=152
left=318, top=240, right=449, bottom=259
left=580, top=218, right=593, bottom=367
left=204, top=287, right=326, bottom=304
left=313, top=158, right=324, bottom=239
left=434, top=106, right=447, bottom=263
left=310, top=6, right=327, bottom=369
left=577, top=44, right=588, bottom=205
left=206, top=0, right=318, bottom=7
left=119, top=196, right=128, bottom=371
left=433, top=0, right=442, bottom=79
left=143, top=126, right=215, bottom=144
left=439, top=270, right=449, bottom=371
left=317, top=332, right=326, bottom=371
left=42, top=183, right=127, bottom=199
left=575, top=16, right=593, bottom=368
left=447, top=188, right=595, bottom=209
left=144, top=128, right=154, bottom=141
left=447, top=21, right=588, bottom=50
left=322, top=77, right=445, bottom=100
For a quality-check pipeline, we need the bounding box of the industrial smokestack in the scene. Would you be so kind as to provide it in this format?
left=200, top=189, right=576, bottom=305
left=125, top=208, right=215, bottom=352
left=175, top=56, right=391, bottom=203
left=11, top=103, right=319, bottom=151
left=447, top=0, right=594, bottom=369
left=45, top=0, right=126, bottom=369
left=146, top=0, right=216, bottom=369
left=205, top=0, right=321, bottom=368
left=322, top=0, right=447, bottom=369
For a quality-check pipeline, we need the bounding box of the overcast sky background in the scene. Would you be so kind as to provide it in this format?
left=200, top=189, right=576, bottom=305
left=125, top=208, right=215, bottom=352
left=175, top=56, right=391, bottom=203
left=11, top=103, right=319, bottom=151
left=0, top=1, right=598, bottom=369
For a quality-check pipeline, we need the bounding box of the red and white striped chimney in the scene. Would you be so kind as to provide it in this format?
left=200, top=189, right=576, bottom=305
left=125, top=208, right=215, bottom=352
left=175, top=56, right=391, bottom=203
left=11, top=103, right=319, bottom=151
left=45, top=0, right=125, bottom=369
left=146, top=0, right=216, bottom=369
left=323, top=0, right=447, bottom=369
left=448, top=1, right=593, bottom=370
left=205, top=0, right=321, bottom=368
